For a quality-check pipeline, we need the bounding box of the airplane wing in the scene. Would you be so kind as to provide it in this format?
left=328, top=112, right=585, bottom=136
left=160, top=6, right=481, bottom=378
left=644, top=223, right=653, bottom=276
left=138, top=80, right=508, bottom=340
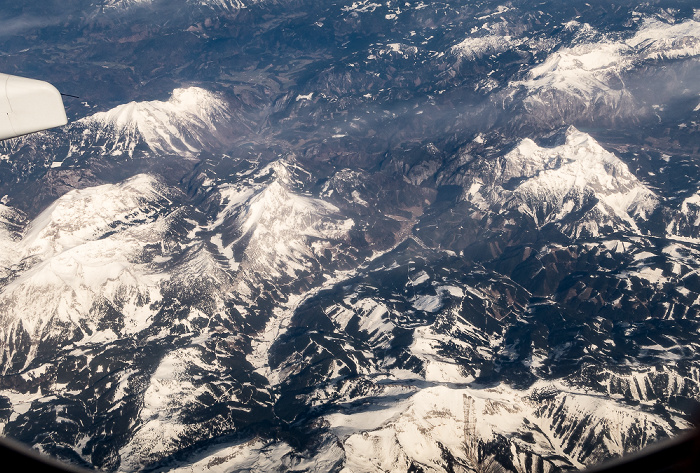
left=0, top=73, right=68, bottom=140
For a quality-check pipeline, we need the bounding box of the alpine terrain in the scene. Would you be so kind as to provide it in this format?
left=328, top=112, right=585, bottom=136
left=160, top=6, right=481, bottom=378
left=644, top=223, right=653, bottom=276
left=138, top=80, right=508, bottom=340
left=0, top=0, right=699, bottom=472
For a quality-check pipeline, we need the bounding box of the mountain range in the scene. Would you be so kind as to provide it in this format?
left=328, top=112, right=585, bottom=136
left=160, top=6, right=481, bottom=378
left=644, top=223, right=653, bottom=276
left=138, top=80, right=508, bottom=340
left=0, top=1, right=699, bottom=472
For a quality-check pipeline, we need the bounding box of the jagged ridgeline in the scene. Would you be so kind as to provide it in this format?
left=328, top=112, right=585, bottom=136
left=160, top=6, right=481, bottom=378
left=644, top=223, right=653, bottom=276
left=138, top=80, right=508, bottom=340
left=0, top=0, right=699, bottom=472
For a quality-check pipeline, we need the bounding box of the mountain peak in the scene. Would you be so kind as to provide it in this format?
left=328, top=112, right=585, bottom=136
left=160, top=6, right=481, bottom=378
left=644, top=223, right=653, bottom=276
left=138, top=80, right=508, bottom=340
left=464, top=128, right=657, bottom=237
left=79, top=87, right=231, bottom=157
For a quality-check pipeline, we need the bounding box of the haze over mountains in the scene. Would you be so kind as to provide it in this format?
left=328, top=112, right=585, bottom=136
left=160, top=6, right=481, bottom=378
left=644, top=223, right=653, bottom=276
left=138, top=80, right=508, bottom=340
left=0, top=1, right=699, bottom=472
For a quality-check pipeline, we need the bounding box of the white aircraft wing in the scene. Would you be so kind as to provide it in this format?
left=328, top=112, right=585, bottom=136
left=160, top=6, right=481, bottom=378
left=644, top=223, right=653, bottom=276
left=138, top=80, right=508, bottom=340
left=0, top=73, right=68, bottom=140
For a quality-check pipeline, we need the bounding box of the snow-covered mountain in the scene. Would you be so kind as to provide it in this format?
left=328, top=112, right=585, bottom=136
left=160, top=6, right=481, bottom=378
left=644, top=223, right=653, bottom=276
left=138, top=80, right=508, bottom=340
left=198, top=0, right=253, bottom=10
left=77, top=87, right=232, bottom=158
left=450, top=127, right=658, bottom=238
left=509, top=16, right=700, bottom=126
left=205, top=161, right=355, bottom=290
left=151, top=379, right=683, bottom=473
left=1, top=2, right=700, bottom=473
left=100, top=0, right=257, bottom=10
left=326, top=382, right=679, bottom=473
left=0, top=175, right=177, bottom=373
left=451, top=33, right=525, bottom=61
left=99, top=0, right=153, bottom=8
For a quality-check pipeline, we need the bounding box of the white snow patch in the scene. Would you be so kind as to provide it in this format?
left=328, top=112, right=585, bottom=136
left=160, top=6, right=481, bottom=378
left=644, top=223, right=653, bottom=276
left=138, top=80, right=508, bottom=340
left=412, top=294, right=442, bottom=312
